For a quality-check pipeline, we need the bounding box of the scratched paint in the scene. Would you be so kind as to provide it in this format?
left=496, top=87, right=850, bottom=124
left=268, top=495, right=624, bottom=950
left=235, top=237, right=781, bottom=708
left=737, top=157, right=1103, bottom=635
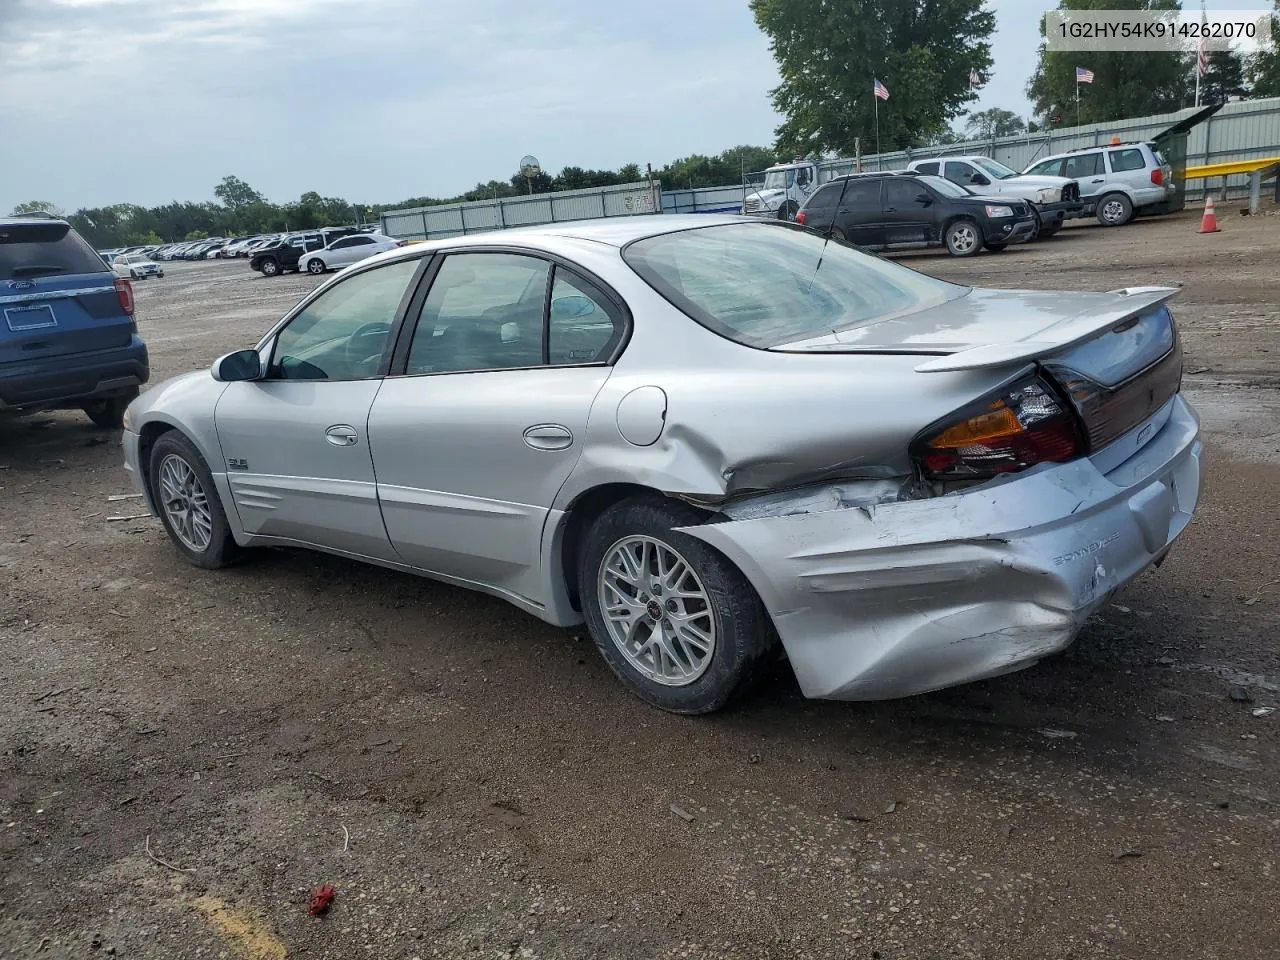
left=188, top=895, right=288, bottom=960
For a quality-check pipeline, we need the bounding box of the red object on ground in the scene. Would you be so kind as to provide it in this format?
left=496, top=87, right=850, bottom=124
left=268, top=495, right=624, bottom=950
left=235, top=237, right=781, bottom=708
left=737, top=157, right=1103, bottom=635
left=1199, top=195, right=1221, bottom=234
left=308, top=884, right=336, bottom=917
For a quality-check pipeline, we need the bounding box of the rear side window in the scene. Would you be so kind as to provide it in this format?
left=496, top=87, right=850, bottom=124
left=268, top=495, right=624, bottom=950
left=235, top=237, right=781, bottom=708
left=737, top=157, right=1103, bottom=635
left=1108, top=148, right=1146, bottom=172
left=841, top=180, right=881, bottom=214
left=623, top=222, right=964, bottom=349
left=1063, top=153, right=1102, bottom=178
left=914, top=161, right=940, bottom=175
left=804, top=182, right=844, bottom=214
left=0, top=222, right=106, bottom=280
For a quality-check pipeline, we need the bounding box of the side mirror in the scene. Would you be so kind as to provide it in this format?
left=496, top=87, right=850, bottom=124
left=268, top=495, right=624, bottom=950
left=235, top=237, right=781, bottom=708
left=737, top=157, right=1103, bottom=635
left=211, top=349, right=263, bottom=382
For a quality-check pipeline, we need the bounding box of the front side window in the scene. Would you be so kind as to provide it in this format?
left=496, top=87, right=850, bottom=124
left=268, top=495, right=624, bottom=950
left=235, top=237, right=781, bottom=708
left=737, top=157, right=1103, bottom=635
left=624, top=222, right=965, bottom=349
left=883, top=179, right=925, bottom=209
left=406, top=253, right=550, bottom=375
left=1108, top=148, right=1146, bottom=173
left=270, top=258, right=419, bottom=381
left=944, top=161, right=976, bottom=185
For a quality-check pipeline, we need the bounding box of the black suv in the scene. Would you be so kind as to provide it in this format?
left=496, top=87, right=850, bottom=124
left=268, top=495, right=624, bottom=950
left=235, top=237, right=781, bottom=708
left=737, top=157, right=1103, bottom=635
left=250, top=228, right=357, bottom=277
left=796, top=173, right=1037, bottom=257
left=1, top=215, right=149, bottom=427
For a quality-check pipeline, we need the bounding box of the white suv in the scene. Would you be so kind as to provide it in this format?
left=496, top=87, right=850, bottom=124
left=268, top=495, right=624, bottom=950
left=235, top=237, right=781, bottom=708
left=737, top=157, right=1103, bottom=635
left=1023, top=142, right=1174, bottom=227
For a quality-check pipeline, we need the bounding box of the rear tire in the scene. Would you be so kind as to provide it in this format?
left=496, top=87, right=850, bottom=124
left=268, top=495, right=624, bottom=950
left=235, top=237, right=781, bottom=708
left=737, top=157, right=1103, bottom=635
left=944, top=219, right=983, bottom=257
left=778, top=200, right=799, bottom=222
left=1096, top=192, right=1133, bottom=227
left=148, top=432, right=241, bottom=570
left=307, top=258, right=326, bottom=275
left=829, top=226, right=848, bottom=242
left=82, top=389, right=138, bottom=429
left=579, top=495, right=776, bottom=714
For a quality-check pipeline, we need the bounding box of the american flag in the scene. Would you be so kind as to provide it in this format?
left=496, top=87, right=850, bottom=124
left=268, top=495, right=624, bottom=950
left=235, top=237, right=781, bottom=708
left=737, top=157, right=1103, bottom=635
left=969, top=68, right=981, bottom=86
left=873, top=78, right=889, bottom=101
left=1076, top=66, right=1094, bottom=84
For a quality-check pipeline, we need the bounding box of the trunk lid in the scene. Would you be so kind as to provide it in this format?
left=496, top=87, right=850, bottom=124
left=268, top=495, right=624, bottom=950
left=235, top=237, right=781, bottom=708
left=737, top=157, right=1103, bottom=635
left=779, top=285, right=1184, bottom=460
left=1, top=220, right=133, bottom=365
left=776, top=286, right=1179, bottom=370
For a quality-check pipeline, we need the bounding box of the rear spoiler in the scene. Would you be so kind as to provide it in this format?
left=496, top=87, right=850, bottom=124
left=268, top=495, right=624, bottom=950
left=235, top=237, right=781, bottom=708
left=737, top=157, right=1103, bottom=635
left=913, top=286, right=1179, bottom=373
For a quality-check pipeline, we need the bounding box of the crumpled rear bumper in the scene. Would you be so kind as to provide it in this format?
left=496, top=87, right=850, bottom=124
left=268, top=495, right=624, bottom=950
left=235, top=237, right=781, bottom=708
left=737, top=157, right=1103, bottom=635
left=679, top=395, right=1202, bottom=701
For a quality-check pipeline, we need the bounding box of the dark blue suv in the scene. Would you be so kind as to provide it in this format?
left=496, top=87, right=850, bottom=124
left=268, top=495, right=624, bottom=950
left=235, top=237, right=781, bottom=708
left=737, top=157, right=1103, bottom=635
left=1, top=215, right=149, bottom=427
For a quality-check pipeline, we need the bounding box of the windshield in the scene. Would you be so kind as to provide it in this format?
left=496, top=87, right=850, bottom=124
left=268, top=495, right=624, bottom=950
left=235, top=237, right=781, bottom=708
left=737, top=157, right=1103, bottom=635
left=918, top=175, right=970, bottom=198
left=974, top=157, right=1019, bottom=180
left=763, top=169, right=796, bottom=191
left=623, top=222, right=965, bottom=349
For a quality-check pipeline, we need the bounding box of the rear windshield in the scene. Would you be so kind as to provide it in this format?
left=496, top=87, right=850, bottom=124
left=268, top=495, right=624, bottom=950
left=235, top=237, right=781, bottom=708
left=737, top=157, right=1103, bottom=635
left=0, top=221, right=106, bottom=280
left=623, top=222, right=965, bottom=349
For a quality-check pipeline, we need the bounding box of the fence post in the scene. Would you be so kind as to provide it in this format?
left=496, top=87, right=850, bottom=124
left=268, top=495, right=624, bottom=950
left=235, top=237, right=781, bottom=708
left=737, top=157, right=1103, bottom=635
left=600, top=191, right=607, bottom=218
left=421, top=211, right=428, bottom=241
left=497, top=199, right=505, bottom=229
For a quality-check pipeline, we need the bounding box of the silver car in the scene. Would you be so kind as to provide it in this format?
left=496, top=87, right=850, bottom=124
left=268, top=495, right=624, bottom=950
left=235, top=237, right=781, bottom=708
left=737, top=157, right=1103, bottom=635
left=1023, top=142, right=1175, bottom=227
left=120, top=216, right=1202, bottom=714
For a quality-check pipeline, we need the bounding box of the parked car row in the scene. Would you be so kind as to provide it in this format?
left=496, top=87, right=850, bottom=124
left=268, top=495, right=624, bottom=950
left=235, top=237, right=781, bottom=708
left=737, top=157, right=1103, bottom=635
left=795, top=172, right=1040, bottom=257
left=95, top=226, right=393, bottom=270
left=249, top=227, right=402, bottom=277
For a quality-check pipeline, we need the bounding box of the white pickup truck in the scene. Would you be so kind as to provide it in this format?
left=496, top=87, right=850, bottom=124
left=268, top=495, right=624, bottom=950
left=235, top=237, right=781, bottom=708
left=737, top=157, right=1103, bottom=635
left=904, top=156, right=1085, bottom=237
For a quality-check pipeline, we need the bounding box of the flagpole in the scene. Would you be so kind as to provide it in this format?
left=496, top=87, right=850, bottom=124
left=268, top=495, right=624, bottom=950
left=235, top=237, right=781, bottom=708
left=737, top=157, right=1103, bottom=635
left=1195, top=60, right=1202, bottom=107
left=1075, top=78, right=1080, bottom=127
left=874, top=90, right=881, bottom=168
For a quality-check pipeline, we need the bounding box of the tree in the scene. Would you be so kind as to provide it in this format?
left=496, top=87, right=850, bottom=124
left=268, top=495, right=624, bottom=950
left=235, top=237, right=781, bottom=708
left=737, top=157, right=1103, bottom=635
left=510, top=170, right=555, bottom=194
left=750, top=0, right=995, bottom=154
left=11, top=200, right=63, bottom=216
left=1247, top=1, right=1280, bottom=97
left=1028, top=0, right=1190, bottom=126
left=213, top=175, right=265, bottom=210
left=965, top=108, right=1027, bottom=139
left=1200, top=48, right=1248, bottom=104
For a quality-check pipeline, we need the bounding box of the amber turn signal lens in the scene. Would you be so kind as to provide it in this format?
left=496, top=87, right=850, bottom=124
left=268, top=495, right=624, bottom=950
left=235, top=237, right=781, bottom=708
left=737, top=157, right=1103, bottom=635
left=929, top=405, right=1022, bottom=448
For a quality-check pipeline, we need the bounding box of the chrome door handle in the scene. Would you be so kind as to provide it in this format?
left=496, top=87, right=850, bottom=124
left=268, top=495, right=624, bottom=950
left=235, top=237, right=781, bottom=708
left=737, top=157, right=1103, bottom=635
left=523, top=423, right=573, bottom=451
left=325, top=424, right=359, bottom=446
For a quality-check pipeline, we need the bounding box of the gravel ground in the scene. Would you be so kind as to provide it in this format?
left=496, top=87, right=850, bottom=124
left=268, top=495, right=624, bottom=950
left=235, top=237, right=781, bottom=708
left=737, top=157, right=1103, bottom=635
left=2, top=206, right=1279, bottom=960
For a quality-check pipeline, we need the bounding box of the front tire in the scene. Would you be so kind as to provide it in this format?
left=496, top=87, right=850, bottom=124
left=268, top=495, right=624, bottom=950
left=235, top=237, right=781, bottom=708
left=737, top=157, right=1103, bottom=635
left=1096, top=192, right=1133, bottom=227
left=579, top=495, right=775, bottom=714
left=259, top=257, right=279, bottom=276
left=307, top=258, right=326, bottom=275
left=944, top=219, right=983, bottom=257
left=148, top=432, right=241, bottom=569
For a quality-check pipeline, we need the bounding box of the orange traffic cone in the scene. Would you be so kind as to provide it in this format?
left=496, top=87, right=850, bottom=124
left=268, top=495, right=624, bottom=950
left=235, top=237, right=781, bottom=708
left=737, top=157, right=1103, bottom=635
left=1199, top=194, right=1221, bottom=234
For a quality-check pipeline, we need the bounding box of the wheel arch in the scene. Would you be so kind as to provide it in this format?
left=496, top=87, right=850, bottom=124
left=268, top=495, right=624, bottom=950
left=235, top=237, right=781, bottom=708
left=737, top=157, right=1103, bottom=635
left=550, top=482, right=726, bottom=619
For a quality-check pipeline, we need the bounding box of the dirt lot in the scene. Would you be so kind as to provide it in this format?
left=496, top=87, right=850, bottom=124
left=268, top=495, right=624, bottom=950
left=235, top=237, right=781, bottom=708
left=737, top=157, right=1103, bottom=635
left=2, top=207, right=1279, bottom=960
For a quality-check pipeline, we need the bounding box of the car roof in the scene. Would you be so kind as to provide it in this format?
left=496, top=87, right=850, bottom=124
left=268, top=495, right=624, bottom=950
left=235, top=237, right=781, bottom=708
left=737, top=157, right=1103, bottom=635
left=1037, top=141, right=1156, bottom=161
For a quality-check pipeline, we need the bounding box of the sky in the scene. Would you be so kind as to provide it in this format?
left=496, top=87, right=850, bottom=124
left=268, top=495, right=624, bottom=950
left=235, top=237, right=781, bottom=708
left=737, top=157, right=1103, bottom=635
left=0, top=0, right=1272, bottom=214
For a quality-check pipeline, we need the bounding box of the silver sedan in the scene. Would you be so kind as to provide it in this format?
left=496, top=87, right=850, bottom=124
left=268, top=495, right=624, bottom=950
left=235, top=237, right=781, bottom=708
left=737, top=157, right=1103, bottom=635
left=120, top=215, right=1202, bottom=714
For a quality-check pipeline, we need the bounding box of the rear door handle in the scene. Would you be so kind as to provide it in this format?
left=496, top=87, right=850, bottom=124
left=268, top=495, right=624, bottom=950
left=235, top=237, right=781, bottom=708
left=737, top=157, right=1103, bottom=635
left=523, top=423, right=573, bottom=451
left=325, top=424, right=359, bottom=446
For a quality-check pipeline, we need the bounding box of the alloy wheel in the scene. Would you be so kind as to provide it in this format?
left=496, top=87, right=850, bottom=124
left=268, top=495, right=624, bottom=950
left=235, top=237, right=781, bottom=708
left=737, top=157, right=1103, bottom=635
left=597, top=536, right=717, bottom=686
left=158, top=454, right=213, bottom=552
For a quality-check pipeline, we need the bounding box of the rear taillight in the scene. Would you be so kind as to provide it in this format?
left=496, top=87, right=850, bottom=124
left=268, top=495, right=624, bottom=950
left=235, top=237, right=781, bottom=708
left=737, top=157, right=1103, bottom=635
left=795, top=210, right=807, bottom=224
left=1150, top=167, right=1164, bottom=186
left=115, top=277, right=135, bottom=316
left=911, top=378, right=1083, bottom=482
